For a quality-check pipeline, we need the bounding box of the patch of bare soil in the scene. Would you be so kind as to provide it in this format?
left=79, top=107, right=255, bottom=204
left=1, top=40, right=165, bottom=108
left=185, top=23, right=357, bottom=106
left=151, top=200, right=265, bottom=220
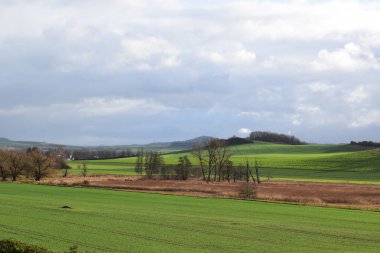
left=39, top=175, right=380, bottom=210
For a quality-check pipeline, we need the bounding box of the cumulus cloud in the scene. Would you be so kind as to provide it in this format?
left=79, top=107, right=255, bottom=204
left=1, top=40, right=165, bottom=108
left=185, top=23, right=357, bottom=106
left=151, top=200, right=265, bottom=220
left=202, top=49, right=256, bottom=66
left=238, top=128, right=251, bottom=135
left=347, top=86, right=368, bottom=104
left=311, top=43, right=379, bottom=72
left=221, top=1, right=380, bottom=42
left=350, top=110, right=380, bottom=128
left=117, top=36, right=181, bottom=70
left=308, top=82, right=335, bottom=93
left=291, top=105, right=322, bottom=126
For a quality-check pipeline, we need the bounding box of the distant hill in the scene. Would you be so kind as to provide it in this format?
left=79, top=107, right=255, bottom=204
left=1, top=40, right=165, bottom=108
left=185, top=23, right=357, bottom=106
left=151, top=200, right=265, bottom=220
left=130, top=136, right=214, bottom=151
left=0, top=137, right=80, bottom=150
left=0, top=136, right=215, bottom=152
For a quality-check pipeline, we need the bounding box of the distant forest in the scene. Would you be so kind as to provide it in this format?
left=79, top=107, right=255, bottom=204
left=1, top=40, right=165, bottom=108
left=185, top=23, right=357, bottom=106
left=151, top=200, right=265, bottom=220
left=350, top=141, right=380, bottom=147
left=248, top=131, right=305, bottom=145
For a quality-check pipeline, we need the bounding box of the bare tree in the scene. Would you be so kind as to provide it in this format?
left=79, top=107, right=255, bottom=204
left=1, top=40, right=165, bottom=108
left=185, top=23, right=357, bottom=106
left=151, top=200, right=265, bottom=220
left=6, top=150, right=25, bottom=181
left=135, top=148, right=144, bottom=175
left=77, top=163, right=88, bottom=177
left=204, top=139, right=218, bottom=182
left=214, top=140, right=231, bottom=181
left=225, top=160, right=233, bottom=182
left=28, top=149, right=54, bottom=181
left=0, top=150, right=9, bottom=181
left=254, top=160, right=261, bottom=184
left=245, top=160, right=256, bottom=184
left=63, top=165, right=69, bottom=178
left=192, top=143, right=206, bottom=181
left=144, top=151, right=163, bottom=178
left=192, top=139, right=232, bottom=182
left=176, top=156, right=192, bottom=180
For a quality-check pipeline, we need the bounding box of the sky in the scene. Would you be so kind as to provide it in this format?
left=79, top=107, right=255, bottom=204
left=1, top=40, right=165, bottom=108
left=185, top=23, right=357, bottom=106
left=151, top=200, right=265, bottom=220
left=0, top=0, right=380, bottom=145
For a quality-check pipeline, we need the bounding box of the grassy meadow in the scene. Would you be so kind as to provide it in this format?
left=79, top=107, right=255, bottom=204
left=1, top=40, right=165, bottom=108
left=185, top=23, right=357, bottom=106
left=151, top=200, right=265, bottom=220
left=1, top=183, right=380, bottom=253
left=67, top=143, right=380, bottom=183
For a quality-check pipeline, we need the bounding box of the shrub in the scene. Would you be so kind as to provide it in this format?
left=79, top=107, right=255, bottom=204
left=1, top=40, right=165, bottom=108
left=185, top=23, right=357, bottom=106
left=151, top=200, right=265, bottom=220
left=239, top=182, right=257, bottom=199
left=81, top=180, right=90, bottom=186
left=0, top=239, right=53, bottom=253
left=65, top=245, right=78, bottom=253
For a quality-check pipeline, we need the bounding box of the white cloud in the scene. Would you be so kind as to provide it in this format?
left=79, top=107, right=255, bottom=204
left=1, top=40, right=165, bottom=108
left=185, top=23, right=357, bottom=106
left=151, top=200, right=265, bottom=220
left=238, top=111, right=261, bottom=117
left=0, top=97, right=168, bottom=118
left=75, top=97, right=167, bottom=116
left=108, top=36, right=181, bottom=71
left=238, top=128, right=251, bottom=135
left=222, top=1, right=380, bottom=41
left=202, top=49, right=256, bottom=65
left=160, top=56, right=181, bottom=68
left=347, top=86, right=368, bottom=103
left=350, top=110, right=380, bottom=128
left=292, top=105, right=322, bottom=126
left=308, top=82, right=335, bottom=93
left=121, top=37, right=178, bottom=61
left=311, top=43, right=379, bottom=72
left=238, top=111, right=274, bottom=119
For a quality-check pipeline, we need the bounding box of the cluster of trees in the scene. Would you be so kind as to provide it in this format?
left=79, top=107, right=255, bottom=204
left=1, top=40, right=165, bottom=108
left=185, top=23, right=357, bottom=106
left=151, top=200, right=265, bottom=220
left=224, top=136, right=253, bottom=146
left=71, top=148, right=133, bottom=160
left=135, top=149, right=193, bottom=180
left=249, top=131, right=305, bottom=145
left=0, top=148, right=67, bottom=181
left=193, top=139, right=261, bottom=183
left=133, top=139, right=262, bottom=184
left=350, top=141, right=380, bottom=147
left=192, top=139, right=231, bottom=182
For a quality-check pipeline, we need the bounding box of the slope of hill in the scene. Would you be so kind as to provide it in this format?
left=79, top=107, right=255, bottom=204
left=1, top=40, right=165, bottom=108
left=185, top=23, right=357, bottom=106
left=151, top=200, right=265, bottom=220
left=68, top=142, right=380, bottom=183
left=0, top=137, right=69, bottom=150
left=0, top=136, right=214, bottom=152
left=141, top=136, right=214, bottom=150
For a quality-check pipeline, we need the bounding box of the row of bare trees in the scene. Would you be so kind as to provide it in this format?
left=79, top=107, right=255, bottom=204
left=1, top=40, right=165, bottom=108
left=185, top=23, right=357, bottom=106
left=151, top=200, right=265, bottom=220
left=0, top=148, right=64, bottom=181
left=192, top=139, right=261, bottom=183
left=135, top=150, right=193, bottom=180
left=132, top=139, right=262, bottom=183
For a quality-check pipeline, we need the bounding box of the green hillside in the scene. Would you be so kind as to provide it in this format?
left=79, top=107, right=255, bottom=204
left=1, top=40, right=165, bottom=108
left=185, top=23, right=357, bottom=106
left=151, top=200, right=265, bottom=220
left=1, top=183, right=380, bottom=253
left=67, top=143, right=380, bottom=183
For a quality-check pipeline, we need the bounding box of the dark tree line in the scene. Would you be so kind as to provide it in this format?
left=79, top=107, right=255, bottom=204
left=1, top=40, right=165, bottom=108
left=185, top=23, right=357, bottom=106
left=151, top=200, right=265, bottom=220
left=71, top=148, right=134, bottom=160
left=135, top=150, right=193, bottom=180
left=350, top=141, right=380, bottom=147
left=249, top=131, right=305, bottom=145
left=224, top=136, right=253, bottom=146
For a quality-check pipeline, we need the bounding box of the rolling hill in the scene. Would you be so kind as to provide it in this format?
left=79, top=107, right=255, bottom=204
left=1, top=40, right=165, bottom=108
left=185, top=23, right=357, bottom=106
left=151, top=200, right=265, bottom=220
left=67, top=142, right=380, bottom=183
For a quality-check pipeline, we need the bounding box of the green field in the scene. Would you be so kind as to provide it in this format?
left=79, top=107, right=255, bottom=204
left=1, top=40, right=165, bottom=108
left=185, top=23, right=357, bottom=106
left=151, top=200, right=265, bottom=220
left=1, top=183, right=380, bottom=252
left=67, top=143, right=380, bottom=183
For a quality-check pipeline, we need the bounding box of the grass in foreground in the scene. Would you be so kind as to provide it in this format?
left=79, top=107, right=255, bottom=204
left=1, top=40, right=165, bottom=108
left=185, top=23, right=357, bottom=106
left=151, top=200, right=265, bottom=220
left=1, top=183, right=380, bottom=252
